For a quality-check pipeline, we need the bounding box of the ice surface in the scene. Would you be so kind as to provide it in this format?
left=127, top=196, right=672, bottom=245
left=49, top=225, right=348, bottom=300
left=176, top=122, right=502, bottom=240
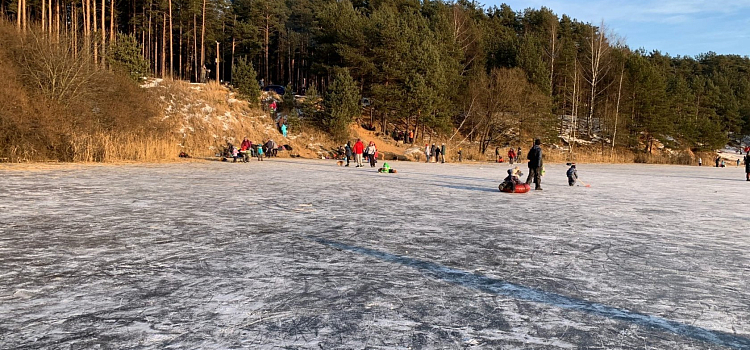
left=0, top=160, right=749, bottom=349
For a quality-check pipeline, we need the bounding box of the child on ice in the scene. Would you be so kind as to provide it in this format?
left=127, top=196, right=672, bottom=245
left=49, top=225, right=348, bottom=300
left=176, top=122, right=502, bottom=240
left=501, top=167, right=523, bottom=192
left=256, top=144, right=264, bottom=161
left=567, top=164, right=578, bottom=186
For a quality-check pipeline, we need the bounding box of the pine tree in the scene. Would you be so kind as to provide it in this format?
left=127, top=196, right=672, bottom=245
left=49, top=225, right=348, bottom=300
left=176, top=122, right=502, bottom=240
left=231, top=56, right=260, bottom=105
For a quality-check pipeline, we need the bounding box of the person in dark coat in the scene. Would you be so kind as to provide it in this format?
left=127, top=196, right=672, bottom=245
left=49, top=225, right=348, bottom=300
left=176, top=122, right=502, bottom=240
left=525, top=139, right=543, bottom=190
left=501, top=167, right=523, bottom=192
left=441, top=143, right=446, bottom=163
left=345, top=141, right=353, bottom=167
left=434, top=145, right=442, bottom=164
left=567, top=164, right=578, bottom=186
left=745, top=154, right=750, bottom=181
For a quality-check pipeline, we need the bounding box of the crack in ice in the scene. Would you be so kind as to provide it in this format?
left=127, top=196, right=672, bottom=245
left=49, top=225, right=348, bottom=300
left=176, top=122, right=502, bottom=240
left=312, top=237, right=750, bottom=350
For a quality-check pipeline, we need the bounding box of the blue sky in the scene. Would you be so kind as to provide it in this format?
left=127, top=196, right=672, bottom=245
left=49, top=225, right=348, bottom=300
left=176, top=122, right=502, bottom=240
left=483, top=0, right=750, bottom=57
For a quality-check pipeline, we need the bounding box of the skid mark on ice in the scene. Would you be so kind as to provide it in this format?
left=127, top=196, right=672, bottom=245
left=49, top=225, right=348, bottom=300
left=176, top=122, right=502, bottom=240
left=311, top=237, right=750, bottom=350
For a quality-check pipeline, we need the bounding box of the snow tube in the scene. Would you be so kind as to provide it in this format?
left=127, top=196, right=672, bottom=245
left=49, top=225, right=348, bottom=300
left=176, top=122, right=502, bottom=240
left=499, top=183, right=530, bottom=193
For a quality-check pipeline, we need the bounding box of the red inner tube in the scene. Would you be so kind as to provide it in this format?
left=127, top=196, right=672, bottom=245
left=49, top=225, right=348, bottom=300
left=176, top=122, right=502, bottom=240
left=499, top=183, right=531, bottom=193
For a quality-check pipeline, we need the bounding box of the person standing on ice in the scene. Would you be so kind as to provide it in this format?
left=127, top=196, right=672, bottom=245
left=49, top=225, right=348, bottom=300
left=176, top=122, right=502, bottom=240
left=434, top=144, right=442, bottom=164
left=353, top=139, right=365, bottom=167
left=441, top=143, right=446, bottom=163
left=424, top=144, right=431, bottom=163
left=745, top=153, right=750, bottom=181
left=256, top=143, right=264, bottom=161
left=517, top=147, right=522, bottom=162
left=366, top=141, right=377, bottom=167
left=567, top=164, right=578, bottom=186
left=698, top=157, right=702, bottom=166
left=508, top=148, right=516, bottom=165
left=344, top=141, right=353, bottom=167
left=525, top=139, right=543, bottom=190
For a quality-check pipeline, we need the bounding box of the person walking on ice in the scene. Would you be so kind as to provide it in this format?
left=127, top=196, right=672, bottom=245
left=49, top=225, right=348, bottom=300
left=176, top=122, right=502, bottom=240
left=525, top=139, right=543, bottom=191
left=745, top=153, right=750, bottom=181
left=567, top=163, right=578, bottom=186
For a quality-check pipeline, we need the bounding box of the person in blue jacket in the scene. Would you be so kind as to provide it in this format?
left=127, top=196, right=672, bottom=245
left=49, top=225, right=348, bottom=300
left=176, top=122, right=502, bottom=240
left=567, top=164, right=578, bottom=186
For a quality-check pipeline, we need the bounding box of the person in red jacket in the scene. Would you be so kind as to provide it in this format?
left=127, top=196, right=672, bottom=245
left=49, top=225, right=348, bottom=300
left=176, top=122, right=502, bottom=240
left=508, top=148, right=516, bottom=165
left=353, top=139, right=365, bottom=167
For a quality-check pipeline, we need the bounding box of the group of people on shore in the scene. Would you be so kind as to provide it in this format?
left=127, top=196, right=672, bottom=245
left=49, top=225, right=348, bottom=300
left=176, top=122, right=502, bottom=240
left=224, top=138, right=282, bottom=162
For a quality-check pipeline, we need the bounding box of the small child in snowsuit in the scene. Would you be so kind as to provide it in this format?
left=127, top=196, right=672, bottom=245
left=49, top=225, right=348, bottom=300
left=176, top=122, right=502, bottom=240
left=501, top=168, right=523, bottom=192
left=567, top=164, right=578, bottom=186
left=256, top=144, right=264, bottom=161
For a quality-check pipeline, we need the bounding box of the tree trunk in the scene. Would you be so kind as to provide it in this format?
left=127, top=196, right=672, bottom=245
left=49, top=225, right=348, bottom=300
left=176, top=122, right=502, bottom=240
left=162, top=12, right=166, bottom=78
left=100, top=0, right=105, bottom=67
left=264, top=6, right=269, bottom=84
left=611, top=65, right=624, bottom=157
left=193, top=13, right=197, bottom=82
left=200, top=0, right=206, bottom=79
left=56, top=0, right=60, bottom=41
left=16, top=0, right=20, bottom=31
left=168, top=0, right=172, bottom=78
left=84, top=0, right=90, bottom=56
left=215, top=40, right=219, bottom=84
left=72, top=2, right=77, bottom=58
left=42, top=0, right=46, bottom=33
left=109, top=0, right=114, bottom=43
left=92, top=0, right=97, bottom=65
left=179, top=23, right=183, bottom=80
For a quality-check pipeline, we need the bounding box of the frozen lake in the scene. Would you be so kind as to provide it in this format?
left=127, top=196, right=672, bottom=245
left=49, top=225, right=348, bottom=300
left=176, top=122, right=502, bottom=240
left=1, top=159, right=749, bottom=349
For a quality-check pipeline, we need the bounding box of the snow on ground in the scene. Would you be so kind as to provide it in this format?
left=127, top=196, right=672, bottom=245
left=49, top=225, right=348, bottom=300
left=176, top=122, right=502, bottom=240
left=0, top=160, right=749, bottom=349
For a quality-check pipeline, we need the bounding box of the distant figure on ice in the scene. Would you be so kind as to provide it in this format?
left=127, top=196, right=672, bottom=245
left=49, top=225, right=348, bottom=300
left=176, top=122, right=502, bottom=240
left=281, top=123, right=288, bottom=138
left=745, top=153, right=750, bottom=181
left=715, top=156, right=721, bottom=167
left=353, top=139, right=365, bottom=167
left=434, top=144, right=442, bottom=164
left=345, top=141, right=353, bottom=167
left=501, top=167, right=523, bottom=192
left=737, top=159, right=741, bottom=167
left=567, top=164, right=578, bottom=186
left=424, top=144, right=431, bottom=163
left=525, top=139, right=543, bottom=191
left=517, top=147, right=522, bottom=162
left=441, top=144, right=446, bottom=163
left=698, top=157, right=702, bottom=166
left=458, top=148, right=463, bottom=162
left=495, top=147, right=501, bottom=163
left=508, top=148, right=516, bottom=165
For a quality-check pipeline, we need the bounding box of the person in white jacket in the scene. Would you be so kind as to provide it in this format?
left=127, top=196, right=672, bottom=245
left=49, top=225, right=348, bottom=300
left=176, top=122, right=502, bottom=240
left=424, top=144, right=431, bottom=163
left=366, top=141, right=378, bottom=167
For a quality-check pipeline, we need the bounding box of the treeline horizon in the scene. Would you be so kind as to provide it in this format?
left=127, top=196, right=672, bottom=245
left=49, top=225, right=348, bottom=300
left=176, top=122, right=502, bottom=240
left=3, top=0, right=750, bottom=153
